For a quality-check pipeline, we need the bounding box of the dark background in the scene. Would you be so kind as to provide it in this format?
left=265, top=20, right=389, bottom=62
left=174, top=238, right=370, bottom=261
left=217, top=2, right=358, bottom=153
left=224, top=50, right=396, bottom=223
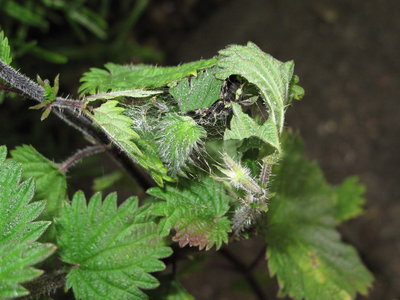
left=1, top=0, right=399, bottom=299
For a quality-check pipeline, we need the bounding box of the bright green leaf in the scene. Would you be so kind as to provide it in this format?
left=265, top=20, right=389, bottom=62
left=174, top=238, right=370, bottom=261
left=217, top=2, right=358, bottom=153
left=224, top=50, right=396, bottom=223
left=334, top=176, right=365, bottom=223
left=92, top=101, right=172, bottom=186
left=11, top=145, right=67, bottom=220
left=0, top=146, right=55, bottom=299
left=0, top=31, right=12, bottom=65
left=224, top=103, right=281, bottom=152
left=79, top=58, right=217, bottom=95
left=56, top=191, right=172, bottom=300
left=148, top=177, right=231, bottom=250
left=156, top=113, right=206, bottom=174
left=266, top=135, right=373, bottom=300
left=170, top=67, right=222, bottom=112
left=217, top=42, right=294, bottom=133
left=92, top=100, right=142, bottom=156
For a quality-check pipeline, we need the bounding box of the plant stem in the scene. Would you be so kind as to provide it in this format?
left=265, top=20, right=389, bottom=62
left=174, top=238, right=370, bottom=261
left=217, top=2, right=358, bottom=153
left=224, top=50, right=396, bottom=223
left=21, top=268, right=66, bottom=299
left=219, top=248, right=267, bottom=300
left=58, top=144, right=109, bottom=173
left=0, top=59, right=155, bottom=189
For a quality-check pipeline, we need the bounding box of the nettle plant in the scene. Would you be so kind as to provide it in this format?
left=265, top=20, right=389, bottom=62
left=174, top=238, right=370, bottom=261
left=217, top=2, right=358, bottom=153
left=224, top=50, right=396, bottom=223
left=0, top=31, right=373, bottom=300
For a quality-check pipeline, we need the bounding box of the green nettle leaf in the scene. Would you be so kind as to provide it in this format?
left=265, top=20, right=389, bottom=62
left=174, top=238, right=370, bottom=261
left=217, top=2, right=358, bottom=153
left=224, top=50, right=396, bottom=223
left=224, top=103, right=281, bottom=152
left=169, top=67, right=223, bottom=113
left=148, top=177, right=231, bottom=250
left=11, top=145, right=67, bottom=220
left=0, top=31, right=12, bottom=65
left=85, top=89, right=163, bottom=102
left=92, top=101, right=172, bottom=186
left=79, top=58, right=217, bottom=95
left=334, top=176, right=365, bottom=223
left=0, top=146, right=55, bottom=299
left=56, top=191, right=172, bottom=300
left=266, top=135, right=373, bottom=300
left=92, top=100, right=142, bottom=156
left=157, top=113, right=207, bottom=174
left=217, top=42, right=294, bottom=133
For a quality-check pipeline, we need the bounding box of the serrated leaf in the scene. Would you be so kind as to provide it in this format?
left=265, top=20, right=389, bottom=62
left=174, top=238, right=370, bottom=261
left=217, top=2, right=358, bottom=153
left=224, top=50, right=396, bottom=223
left=11, top=145, right=67, bottom=220
left=92, top=101, right=172, bottom=186
left=334, top=176, right=365, bottom=223
left=56, top=191, right=172, bottom=300
left=79, top=58, right=217, bottom=95
left=266, top=135, right=373, bottom=300
left=217, top=42, right=294, bottom=132
left=0, top=146, right=55, bottom=298
left=0, top=31, right=12, bottom=65
left=157, top=113, right=206, bottom=174
left=224, top=103, right=280, bottom=152
left=148, top=177, right=231, bottom=250
left=85, top=89, right=163, bottom=102
left=92, top=100, right=142, bottom=156
left=170, top=67, right=222, bottom=113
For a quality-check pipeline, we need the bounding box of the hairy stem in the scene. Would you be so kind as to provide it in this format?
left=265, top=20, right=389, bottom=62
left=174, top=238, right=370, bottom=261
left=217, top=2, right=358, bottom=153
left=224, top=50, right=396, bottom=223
left=58, top=144, right=109, bottom=173
left=21, top=268, right=66, bottom=299
left=0, top=58, right=154, bottom=189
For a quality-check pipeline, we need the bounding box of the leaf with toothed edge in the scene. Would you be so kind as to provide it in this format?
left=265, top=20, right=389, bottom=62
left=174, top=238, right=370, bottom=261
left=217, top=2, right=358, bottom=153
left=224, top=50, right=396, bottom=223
left=92, top=100, right=173, bottom=186
left=56, top=191, right=172, bottom=300
left=148, top=177, right=231, bottom=250
left=0, top=145, right=56, bottom=299
left=79, top=58, right=217, bottom=96
left=156, top=113, right=207, bottom=175
left=224, top=103, right=281, bottom=153
left=266, top=134, right=373, bottom=300
left=216, top=42, right=294, bottom=133
left=11, top=145, right=67, bottom=220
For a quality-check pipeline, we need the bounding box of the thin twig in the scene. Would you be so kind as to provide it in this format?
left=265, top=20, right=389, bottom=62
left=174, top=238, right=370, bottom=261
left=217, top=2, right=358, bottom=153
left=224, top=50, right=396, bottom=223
left=0, top=59, right=155, bottom=189
left=248, top=245, right=267, bottom=270
left=219, top=248, right=267, bottom=300
left=58, top=144, right=109, bottom=173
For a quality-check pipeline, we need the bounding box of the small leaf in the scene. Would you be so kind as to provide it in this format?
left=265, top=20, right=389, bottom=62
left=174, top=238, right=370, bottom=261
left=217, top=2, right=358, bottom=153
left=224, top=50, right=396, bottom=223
left=217, top=42, right=294, bottom=133
left=92, top=100, right=142, bottom=156
left=79, top=58, right=217, bottom=95
left=148, top=177, right=231, bottom=250
left=0, top=31, right=12, bottom=65
left=170, top=67, right=222, bottom=113
left=3, top=1, right=49, bottom=29
left=266, top=134, right=373, bottom=300
left=92, top=101, right=172, bottom=186
left=11, top=145, right=67, bottom=220
left=0, top=146, right=55, bottom=298
left=156, top=113, right=206, bottom=174
left=56, top=191, right=172, bottom=300
left=224, top=103, right=281, bottom=152
left=334, top=176, right=365, bottom=223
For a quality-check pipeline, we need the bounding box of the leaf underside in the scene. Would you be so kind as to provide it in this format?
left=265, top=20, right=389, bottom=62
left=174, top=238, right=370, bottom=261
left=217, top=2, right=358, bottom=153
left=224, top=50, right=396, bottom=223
left=0, top=146, right=55, bottom=299
left=56, top=191, right=172, bottom=300
left=217, top=42, right=294, bottom=133
left=148, top=177, right=231, bottom=250
left=224, top=103, right=281, bottom=152
left=266, top=135, right=372, bottom=300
